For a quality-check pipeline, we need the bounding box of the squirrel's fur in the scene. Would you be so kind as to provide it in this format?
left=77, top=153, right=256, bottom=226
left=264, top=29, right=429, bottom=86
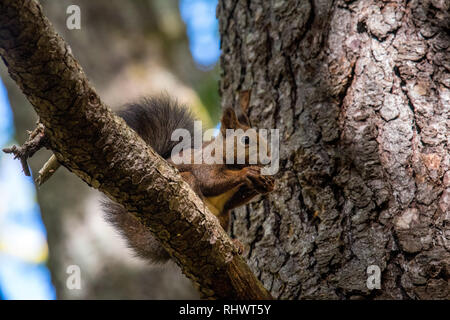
left=102, top=95, right=274, bottom=264
left=102, top=96, right=196, bottom=263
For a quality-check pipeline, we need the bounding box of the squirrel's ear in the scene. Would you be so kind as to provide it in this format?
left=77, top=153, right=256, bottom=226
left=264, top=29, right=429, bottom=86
left=221, top=107, right=240, bottom=131
left=237, top=111, right=251, bottom=127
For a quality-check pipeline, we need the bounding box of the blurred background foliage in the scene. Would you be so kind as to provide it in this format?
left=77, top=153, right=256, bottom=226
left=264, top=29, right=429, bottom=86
left=0, top=0, right=220, bottom=299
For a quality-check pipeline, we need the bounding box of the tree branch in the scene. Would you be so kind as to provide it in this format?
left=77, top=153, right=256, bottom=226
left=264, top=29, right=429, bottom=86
left=36, top=154, right=60, bottom=186
left=3, top=123, right=47, bottom=176
left=0, top=0, right=271, bottom=299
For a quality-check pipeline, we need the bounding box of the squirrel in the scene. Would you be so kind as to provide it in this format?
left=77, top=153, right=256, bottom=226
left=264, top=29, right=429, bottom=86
left=102, top=96, right=274, bottom=263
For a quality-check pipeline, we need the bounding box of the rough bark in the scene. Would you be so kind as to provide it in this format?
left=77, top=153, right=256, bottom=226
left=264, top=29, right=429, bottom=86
left=219, top=0, right=449, bottom=299
left=0, top=0, right=271, bottom=299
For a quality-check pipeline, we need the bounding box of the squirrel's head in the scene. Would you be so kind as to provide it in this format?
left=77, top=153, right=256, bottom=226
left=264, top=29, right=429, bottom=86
left=218, top=107, right=270, bottom=167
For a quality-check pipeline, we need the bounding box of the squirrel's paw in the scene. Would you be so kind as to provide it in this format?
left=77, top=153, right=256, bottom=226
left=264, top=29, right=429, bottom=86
left=244, top=167, right=275, bottom=194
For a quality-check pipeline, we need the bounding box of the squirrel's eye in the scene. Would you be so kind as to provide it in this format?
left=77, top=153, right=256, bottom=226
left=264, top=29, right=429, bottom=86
left=241, top=136, right=250, bottom=145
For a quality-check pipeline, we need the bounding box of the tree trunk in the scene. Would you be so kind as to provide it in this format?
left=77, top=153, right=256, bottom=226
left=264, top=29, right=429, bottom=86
left=218, top=0, right=449, bottom=299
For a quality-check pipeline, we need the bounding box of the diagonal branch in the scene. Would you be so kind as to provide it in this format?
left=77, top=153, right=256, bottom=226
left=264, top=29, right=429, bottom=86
left=0, top=0, right=271, bottom=299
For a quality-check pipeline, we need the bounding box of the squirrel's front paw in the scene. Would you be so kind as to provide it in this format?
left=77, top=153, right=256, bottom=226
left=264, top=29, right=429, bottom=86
left=244, top=167, right=275, bottom=194
left=260, top=174, right=275, bottom=193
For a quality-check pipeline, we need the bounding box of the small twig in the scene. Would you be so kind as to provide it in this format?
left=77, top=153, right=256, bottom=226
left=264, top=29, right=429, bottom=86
left=36, top=154, right=60, bottom=186
left=2, top=123, right=48, bottom=176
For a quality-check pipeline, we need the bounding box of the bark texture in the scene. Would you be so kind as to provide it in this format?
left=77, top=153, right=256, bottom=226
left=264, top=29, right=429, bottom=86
left=219, top=0, right=449, bottom=299
left=0, top=0, right=271, bottom=299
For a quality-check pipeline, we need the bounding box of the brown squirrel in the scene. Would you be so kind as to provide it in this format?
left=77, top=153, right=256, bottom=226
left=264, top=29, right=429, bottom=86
left=103, top=96, right=274, bottom=263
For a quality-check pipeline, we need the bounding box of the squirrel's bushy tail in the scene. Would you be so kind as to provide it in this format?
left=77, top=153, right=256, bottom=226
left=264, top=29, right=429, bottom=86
left=102, top=200, right=171, bottom=262
left=102, top=96, right=196, bottom=264
left=117, top=95, right=196, bottom=158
